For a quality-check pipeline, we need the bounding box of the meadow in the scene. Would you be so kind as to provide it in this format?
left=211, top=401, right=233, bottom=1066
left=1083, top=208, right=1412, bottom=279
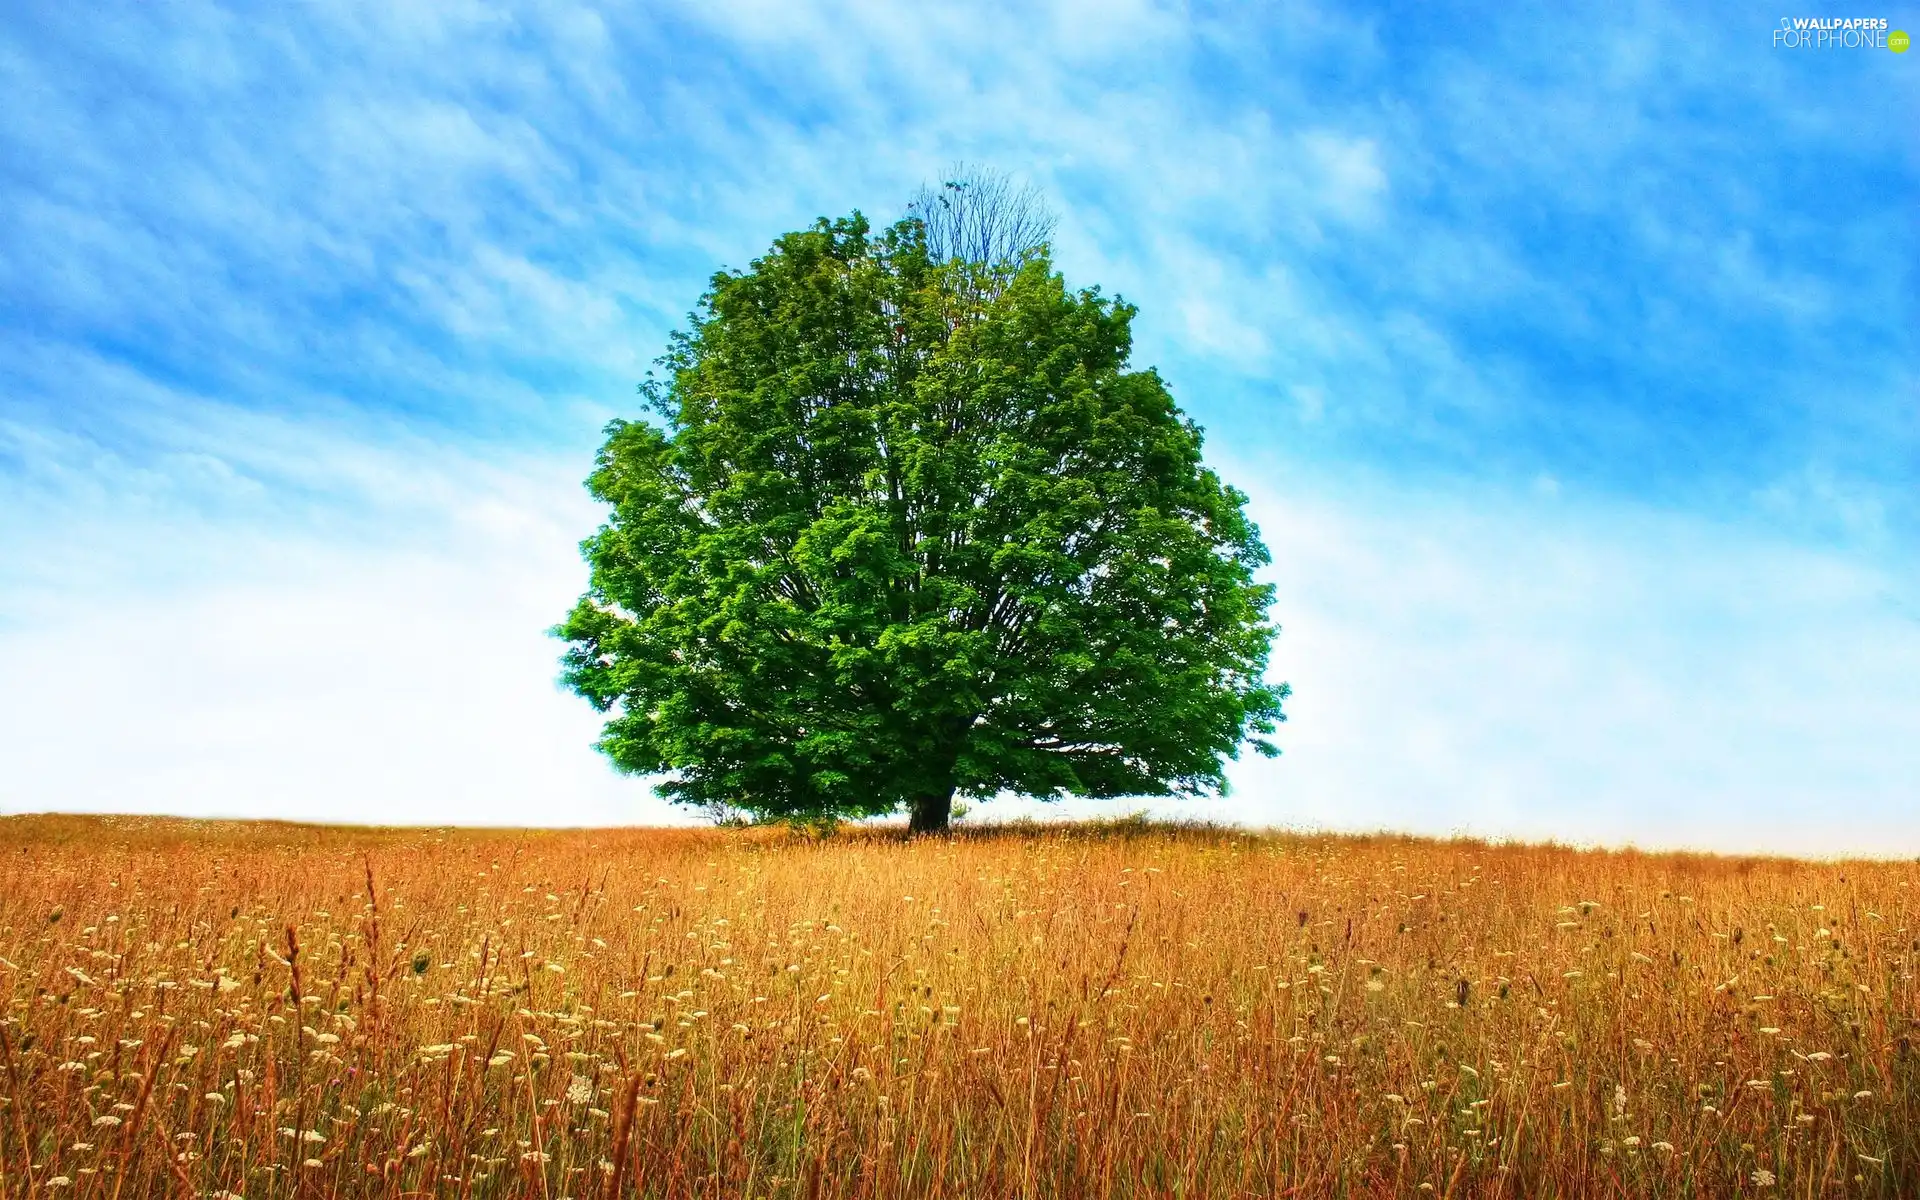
left=0, top=815, right=1913, bottom=1198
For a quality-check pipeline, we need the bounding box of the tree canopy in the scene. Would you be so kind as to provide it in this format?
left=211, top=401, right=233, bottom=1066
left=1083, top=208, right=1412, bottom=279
left=555, top=206, right=1286, bottom=832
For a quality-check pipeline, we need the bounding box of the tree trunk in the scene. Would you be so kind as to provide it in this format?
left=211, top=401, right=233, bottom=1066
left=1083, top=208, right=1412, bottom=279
left=908, top=787, right=955, bottom=835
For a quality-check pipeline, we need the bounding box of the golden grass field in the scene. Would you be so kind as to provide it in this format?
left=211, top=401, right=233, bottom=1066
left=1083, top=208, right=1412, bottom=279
left=0, top=815, right=1914, bottom=1199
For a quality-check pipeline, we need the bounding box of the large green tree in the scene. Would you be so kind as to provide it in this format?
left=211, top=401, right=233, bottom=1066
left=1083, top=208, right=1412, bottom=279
left=555, top=208, right=1285, bottom=832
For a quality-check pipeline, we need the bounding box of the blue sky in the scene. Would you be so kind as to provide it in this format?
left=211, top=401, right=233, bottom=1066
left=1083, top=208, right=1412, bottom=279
left=2, top=1, right=1915, bottom=852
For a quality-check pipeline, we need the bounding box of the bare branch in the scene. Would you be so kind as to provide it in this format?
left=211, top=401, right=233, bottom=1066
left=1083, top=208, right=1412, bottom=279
left=906, top=163, right=1057, bottom=270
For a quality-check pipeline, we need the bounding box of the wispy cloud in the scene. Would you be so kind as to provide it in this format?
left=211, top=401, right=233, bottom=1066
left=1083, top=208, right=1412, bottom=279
left=1239, top=469, right=1920, bottom=856
left=0, top=482, right=685, bottom=827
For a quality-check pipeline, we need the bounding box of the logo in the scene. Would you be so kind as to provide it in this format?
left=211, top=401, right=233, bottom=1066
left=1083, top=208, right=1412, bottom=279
left=1772, top=16, right=1901, bottom=48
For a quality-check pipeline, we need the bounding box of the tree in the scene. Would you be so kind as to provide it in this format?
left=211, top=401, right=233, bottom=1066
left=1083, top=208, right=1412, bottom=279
left=554, top=205, right=1287, bottom=833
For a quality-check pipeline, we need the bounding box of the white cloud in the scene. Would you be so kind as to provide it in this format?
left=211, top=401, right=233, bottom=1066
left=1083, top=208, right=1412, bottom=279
left=0, top=451, right=691, bottom=828
left=1298, top=131, right=1387, bottom=223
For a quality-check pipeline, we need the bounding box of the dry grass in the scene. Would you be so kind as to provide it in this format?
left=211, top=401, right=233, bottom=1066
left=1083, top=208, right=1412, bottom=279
left=0, top=813, right=1915, bottom=1198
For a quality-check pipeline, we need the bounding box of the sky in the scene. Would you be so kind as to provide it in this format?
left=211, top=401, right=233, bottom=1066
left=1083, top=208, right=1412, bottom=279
left=1, top=1, right=1915, bottom=854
